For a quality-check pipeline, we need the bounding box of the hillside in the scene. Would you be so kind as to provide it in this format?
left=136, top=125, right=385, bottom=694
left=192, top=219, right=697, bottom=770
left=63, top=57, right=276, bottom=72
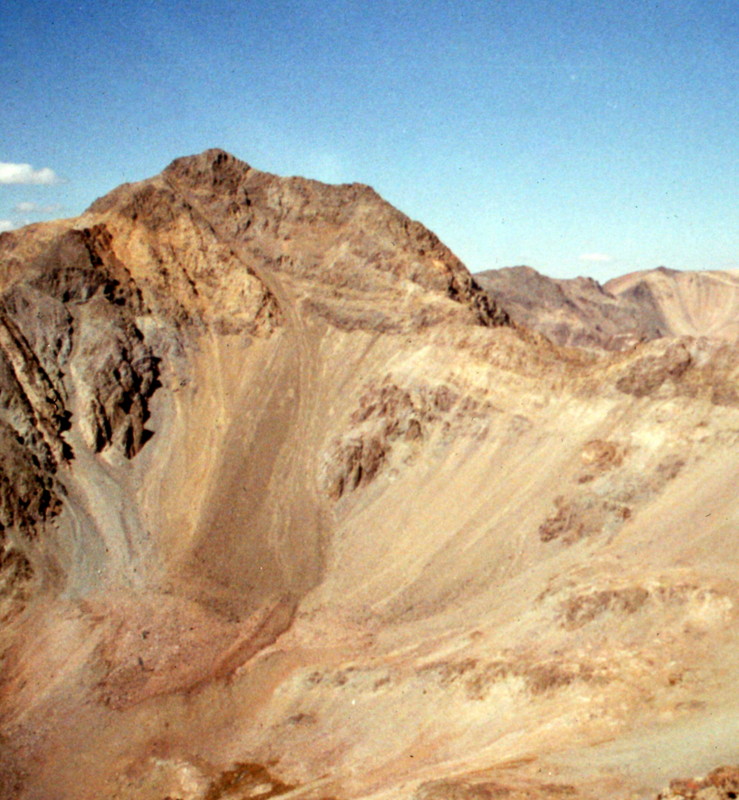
left=476, top=265, right=739, bottom=350
left=606, top=266, right=739, bottom=341
left=0, top=150, right=737, bottom=800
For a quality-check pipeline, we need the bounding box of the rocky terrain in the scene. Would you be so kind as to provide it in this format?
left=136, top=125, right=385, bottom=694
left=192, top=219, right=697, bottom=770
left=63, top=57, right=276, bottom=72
left=476, top=265, right=739, bottom=350
left=0, top=149, right=737, bottom=800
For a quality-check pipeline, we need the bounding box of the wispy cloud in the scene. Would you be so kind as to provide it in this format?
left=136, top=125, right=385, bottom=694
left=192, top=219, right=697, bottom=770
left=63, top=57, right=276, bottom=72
left=579, top=252, right=613, bottom=263
left=0, top=219, right=14, bottom=233
left=13, top=201, right=62, bottom=214
left=0, top=162, right=62, bottom=185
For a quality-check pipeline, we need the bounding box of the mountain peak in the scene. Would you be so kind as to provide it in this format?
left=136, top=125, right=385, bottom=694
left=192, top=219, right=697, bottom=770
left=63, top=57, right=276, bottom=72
left=164, top=147, right=253, bottom=189
left=0, top=152, right=737, bottom=800
left=83, top=150, right=508, bottom=331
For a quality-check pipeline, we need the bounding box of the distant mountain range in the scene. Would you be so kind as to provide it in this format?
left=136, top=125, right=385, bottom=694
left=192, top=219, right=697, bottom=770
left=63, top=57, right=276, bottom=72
left=476, top=264, right=739, bottom=350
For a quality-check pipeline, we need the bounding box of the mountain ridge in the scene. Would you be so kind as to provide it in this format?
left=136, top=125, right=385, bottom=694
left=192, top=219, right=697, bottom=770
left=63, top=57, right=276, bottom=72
left=0, top=150, right=737, bottom=800
left=476, top=263, right=739, bottom=351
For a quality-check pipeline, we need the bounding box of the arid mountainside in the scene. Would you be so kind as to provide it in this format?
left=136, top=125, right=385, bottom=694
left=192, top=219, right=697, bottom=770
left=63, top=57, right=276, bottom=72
left=476, top=265, right=739, bottom=350
left=606, top=267, right=739, bottom=341
left=0, top=150, right=737, bottom=800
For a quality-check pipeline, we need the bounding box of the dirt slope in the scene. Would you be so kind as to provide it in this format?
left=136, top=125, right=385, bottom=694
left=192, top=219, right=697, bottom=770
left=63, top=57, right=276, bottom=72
left=0, top=150, right=737, bottom=800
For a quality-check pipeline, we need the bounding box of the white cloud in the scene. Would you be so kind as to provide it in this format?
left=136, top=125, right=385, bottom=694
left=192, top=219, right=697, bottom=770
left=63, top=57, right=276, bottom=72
left=579, top=252, right=613, bottom=263
left=14, top=201, right=36, bottom=212
left=0, top=220, right=14, bottom=233
left=0, top=162, right=61, bottom=185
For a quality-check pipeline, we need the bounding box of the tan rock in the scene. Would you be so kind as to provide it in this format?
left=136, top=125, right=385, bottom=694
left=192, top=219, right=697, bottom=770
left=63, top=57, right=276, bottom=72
left=0, top=151, right=737, bottom=800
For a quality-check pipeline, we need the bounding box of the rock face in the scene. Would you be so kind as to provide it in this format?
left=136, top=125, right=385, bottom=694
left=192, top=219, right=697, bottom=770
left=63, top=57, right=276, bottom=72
left=476, top=264, right=739, bottom=350
left=0, top=150, right=737, bottom=800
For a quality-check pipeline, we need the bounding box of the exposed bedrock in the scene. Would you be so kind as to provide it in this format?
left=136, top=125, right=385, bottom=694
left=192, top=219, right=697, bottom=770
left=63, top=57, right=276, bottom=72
left=0, top=150, right=737, bottom=800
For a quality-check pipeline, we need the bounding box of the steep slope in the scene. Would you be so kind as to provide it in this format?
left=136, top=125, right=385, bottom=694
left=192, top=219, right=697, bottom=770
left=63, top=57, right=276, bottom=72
left=476, top=264, right=739, bottom=350
left=0, top=150, right=737, bottom=800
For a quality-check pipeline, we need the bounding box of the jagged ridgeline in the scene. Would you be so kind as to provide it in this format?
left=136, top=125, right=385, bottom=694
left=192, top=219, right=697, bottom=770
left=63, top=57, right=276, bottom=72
left=0, top=150, right=737, bottom=800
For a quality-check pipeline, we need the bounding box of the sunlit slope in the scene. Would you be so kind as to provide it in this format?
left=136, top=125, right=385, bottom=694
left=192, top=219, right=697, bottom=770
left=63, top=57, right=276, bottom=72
left=606, top=267, right=739, bottom=341
left=238, top=326, right=739, bottom=800
left=18, top=319, right=738, bottom=800
left=36, top=320, right=737, bottom=800
left=0, top=150, right=737, bottom=800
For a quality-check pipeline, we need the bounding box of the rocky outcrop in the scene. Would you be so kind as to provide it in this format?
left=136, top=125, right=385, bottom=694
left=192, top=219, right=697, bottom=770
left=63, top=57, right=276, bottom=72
left=657, top=766, right=739, bottom=800
left=415, top=766, right=739, bottom=800
left=323, top=379, right=457, bottom=499
left=607, top=337, right=739, bottom=406
left=415, top=777, right=581, bottom=800
left=615, top=340, right=692, bottom=397
left=322, top=376, right=496, bottom=498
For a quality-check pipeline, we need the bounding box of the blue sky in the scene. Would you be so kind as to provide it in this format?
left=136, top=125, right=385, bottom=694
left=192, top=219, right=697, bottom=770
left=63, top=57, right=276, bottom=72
left=1, top=0, right=736, bottom=280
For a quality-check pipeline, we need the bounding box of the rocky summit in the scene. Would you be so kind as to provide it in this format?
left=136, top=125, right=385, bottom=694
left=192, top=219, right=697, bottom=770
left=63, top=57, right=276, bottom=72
left=0, top=149, right=737, bottom=800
